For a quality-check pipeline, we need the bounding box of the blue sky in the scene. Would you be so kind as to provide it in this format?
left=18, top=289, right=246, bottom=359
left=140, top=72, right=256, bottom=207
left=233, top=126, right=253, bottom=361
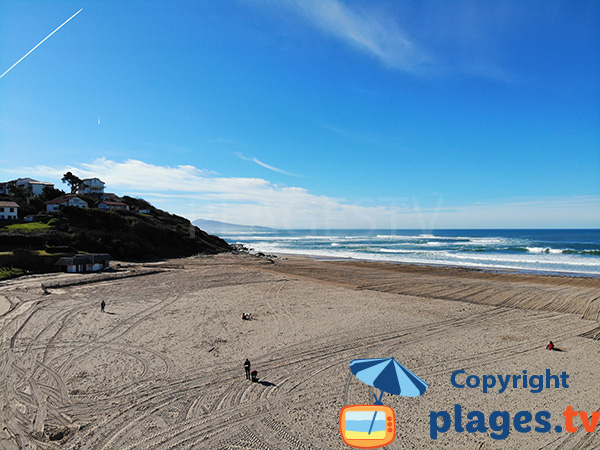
left=1, top=0, right=599, bottom=228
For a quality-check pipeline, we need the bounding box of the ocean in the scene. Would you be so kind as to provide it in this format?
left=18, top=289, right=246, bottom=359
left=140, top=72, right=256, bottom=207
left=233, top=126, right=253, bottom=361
left=220, top=229, right=600, bottom=276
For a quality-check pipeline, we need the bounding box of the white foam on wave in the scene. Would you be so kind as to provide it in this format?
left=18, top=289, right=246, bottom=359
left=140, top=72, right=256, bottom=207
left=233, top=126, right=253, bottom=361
left=237, top=241, right=600, bottom=275
left=230, top=236, right=305, bottom=241
left=463, top=237, right=509, bottom=245
left=376, top=234, right=426, bottom=239
left=232, top=232, right=600, bottom=275
left=378, top=248, right=414, bottom=253
left=244, top=243, right=600, bottom=274
left=526, top=247, right=563, bottom=254
left=436, top=250, right=600, bottom=267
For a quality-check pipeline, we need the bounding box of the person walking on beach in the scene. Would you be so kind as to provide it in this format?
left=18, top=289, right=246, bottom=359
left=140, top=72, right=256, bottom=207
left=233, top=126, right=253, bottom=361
left=101, top=300, right=105, bottom=313
left=244, top=359, right=251, bottom=379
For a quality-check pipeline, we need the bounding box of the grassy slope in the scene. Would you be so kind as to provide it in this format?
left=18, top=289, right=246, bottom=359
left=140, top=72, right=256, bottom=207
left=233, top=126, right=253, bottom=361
left=0, top=206, right=231, bottom=261
left=3, top=223, right=51, bottom=232
left=0, top=268, right=24, bottom=280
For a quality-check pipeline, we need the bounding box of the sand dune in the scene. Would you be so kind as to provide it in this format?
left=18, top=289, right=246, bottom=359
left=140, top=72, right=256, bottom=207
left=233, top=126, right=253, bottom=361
left=0, top=254, right=598, bottom=449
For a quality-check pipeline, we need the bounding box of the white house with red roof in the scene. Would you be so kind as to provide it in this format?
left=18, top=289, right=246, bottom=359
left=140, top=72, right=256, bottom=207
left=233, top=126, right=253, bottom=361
left=0, top=201, right=19, bottom=220
left=98, top=201, right=129, bottom=211
left=100, top=193, right=122, bottom=201
left=46, top=194, right=89, bottom=212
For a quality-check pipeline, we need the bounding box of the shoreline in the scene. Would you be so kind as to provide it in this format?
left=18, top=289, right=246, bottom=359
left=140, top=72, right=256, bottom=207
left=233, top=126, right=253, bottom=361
left=227, top=229, right=600, bottom=279
left=257, top=253, right=600, bottom=321
left=267, top=250, right=600, bottom=279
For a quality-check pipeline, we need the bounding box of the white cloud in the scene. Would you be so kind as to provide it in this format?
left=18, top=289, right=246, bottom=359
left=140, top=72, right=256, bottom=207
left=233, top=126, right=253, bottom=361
left=281, top=0, right=430, bottom=72
left=236, top=152, right=298, bottom=176
left=6, top=158, right=599, bottom=229
left=253, top=0, right=517, bottom=81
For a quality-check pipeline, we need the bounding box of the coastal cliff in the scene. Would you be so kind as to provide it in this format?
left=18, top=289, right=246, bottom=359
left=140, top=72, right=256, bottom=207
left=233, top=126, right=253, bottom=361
left=0, top=201, right=231, bottom=272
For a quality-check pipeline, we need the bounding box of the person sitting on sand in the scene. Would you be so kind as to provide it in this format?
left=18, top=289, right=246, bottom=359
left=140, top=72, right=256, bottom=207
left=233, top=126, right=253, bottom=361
left=251, top=369, right=258, bottom=383
left=546, top=341, right=554, bottom=350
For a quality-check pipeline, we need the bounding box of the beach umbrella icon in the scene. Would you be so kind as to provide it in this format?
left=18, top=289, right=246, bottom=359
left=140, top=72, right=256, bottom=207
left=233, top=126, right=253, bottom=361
left=350, top=357, right=428, bottom=401
left=349, top=357, right=428, bottom=436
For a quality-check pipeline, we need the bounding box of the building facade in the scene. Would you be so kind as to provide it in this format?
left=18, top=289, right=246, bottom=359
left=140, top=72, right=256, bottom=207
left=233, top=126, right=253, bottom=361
left=15, top=178, right=54, bottom=196
left=0, top=178, right=54, bottom=196
left=55, top=254, right=113, bottom=273
left=46, top=195, right=89, bottom=212
left=78, top=178, right=105, bottom=195
left=0, top=201, right=19, bottom=220
left=98, top=201, right=129, bottom=211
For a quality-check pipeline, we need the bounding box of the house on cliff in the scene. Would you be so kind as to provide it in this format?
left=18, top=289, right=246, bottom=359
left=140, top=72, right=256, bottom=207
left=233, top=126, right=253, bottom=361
left=98, top=201, right=129, bottom=211
left=15, top=178, right=55, bottom=196
left=78, top=178, right=105, bottom=195
left=0, top=201, right=19, bottom=220
left=46, top=194, right=89, bottom=212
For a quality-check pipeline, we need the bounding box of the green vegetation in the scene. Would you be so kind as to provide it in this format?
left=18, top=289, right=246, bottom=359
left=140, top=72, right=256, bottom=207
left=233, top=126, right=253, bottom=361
left=0, top=173, right=231, bottom=272
left=2, top=222, right=51, bottom=232
left=0, top=268, right=24, bottom=281
left=0, top=205, right=230, bottom=261
left=0, top=184, right=66, bottom=218
left=61, top=171, right=83, bottom=194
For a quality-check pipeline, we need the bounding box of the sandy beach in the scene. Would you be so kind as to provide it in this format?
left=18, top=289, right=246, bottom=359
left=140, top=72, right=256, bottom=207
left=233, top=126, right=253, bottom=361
left=0, top=253, right=599, bottom=449
left=0, top=295, right=10, bottom=317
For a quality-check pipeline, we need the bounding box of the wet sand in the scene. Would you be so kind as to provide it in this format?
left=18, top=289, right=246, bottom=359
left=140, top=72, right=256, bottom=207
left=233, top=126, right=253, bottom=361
left=0, top=253, right=598, bottom=449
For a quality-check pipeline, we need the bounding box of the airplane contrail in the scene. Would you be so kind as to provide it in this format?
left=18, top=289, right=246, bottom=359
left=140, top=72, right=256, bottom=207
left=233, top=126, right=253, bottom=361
left=0, top=8, right=83, bottom=80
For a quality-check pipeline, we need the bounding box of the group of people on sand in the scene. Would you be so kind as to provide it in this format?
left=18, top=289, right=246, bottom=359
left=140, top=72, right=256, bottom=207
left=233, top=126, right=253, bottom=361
left=244, top=359, right=258, bottom=382
left=242, top=309, right=259, bottom=380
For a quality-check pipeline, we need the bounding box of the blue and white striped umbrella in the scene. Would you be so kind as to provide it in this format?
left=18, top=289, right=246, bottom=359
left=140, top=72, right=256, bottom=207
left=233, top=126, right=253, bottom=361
left=350, top=357, right=428, bottom=398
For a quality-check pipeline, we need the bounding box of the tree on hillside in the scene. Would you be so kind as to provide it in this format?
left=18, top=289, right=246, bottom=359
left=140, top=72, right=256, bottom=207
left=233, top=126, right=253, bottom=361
left=6, top=182, right=29, bottom=206
left=62, top=172, right=82, bottom=194
left=40, top=185, right=66, bottom=202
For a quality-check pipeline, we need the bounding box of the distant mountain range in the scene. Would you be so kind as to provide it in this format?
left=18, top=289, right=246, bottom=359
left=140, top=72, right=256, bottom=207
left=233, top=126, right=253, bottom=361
left=193, top=219, right=273, bottom=234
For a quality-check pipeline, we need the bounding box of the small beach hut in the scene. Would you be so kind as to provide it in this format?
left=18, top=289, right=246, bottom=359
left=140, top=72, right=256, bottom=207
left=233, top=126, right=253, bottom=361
left=55, top=254, right=113, bottom=273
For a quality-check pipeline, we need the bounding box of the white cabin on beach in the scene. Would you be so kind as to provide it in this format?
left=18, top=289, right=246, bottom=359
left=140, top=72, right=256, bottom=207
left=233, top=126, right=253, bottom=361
left=55, top=254, right=113, bottom=273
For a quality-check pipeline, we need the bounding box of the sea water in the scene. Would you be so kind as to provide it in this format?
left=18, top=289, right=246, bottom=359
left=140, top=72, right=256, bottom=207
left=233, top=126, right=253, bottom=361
left=221, top=229, right=600, bottom=276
